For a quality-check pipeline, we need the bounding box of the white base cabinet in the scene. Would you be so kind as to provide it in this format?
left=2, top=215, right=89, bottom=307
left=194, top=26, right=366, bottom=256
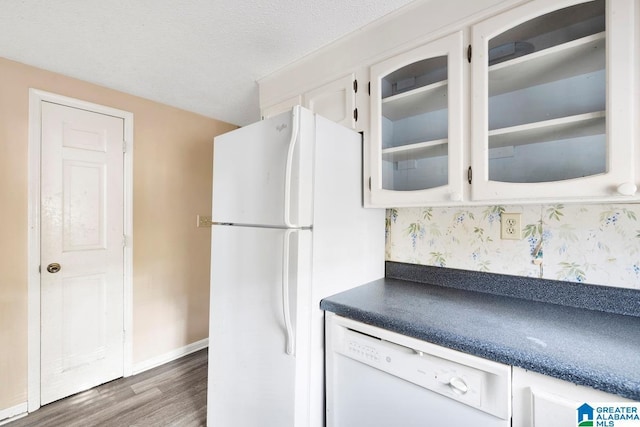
left=512, top=367, right=635, bottom=427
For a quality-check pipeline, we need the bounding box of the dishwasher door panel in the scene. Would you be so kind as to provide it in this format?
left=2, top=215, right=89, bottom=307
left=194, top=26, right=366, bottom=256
left=329, top=355, right=509, bottom=427
left=325, top=313, right=511, bottom=427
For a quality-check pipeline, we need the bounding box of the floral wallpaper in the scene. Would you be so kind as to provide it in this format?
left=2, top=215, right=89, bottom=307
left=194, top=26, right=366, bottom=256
left=385, top=203, right=640, bottom=289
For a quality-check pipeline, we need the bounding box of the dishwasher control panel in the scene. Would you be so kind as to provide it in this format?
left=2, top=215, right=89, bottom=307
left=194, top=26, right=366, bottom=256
left=327, top=313, right=512, bottom=421
left=347, top=338, right=380, bottom=363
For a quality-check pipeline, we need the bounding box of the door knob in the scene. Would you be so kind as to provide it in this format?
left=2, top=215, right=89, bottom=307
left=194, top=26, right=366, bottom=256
left=46, top=263, right=61, bottom=274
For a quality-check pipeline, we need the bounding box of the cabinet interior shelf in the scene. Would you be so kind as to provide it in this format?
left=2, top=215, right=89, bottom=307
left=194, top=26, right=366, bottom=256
left=489, top=32, right=605, bottom=96
left=489, top=111, right=605, bottom=149
left=382, top=80, right=448, bottom=121
left=382, top=138, right=448, bottom=162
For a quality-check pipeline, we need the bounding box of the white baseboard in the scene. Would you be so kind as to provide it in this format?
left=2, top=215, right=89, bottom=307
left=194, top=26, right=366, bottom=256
left=131, top=338, right=208, bottom=376
left=0, top=403, right=28, bottom=426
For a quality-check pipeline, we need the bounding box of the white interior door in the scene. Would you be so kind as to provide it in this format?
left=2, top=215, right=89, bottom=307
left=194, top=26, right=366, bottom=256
left=40, top=101, right=125, bottom=405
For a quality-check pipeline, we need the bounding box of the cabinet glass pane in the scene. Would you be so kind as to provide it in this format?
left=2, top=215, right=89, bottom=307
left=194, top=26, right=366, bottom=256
left=381, top=56, right=449, bottom=191
left=487, top=0, right=606, bottom=183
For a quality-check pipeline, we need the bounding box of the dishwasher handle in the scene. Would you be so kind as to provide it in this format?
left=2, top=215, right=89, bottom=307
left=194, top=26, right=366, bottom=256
left=344, top=327, right=416, bottom=356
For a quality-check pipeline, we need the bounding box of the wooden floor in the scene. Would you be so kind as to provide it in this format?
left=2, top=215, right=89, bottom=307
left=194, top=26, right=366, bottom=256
left=8, top=349, right=207, bottom=427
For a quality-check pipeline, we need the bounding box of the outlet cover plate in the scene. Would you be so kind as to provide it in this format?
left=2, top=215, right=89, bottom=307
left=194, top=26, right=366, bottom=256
left=501, top=212, right=522, bottom=240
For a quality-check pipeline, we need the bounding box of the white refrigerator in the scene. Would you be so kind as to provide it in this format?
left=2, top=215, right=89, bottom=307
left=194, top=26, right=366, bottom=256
left=207, top=106, right=384, bottom=427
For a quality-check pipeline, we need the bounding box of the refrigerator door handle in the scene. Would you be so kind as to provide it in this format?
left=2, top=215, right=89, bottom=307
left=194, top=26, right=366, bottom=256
left=283, top=105, right=300, bottom=228
left=282, top=229, right=296, bottom=356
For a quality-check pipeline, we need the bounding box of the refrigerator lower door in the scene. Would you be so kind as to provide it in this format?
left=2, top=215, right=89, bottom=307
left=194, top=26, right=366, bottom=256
left=208, top=225, right=312, bottom=427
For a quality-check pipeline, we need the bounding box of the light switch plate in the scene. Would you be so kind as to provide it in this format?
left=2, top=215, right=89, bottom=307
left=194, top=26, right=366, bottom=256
left=197, top=215, right=212, bottom=228
left=501, top=212, right=522, bottom=240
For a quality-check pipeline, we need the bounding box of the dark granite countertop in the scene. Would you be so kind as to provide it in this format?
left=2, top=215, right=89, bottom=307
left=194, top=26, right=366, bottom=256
left=320, top=262, right=640, bottom=401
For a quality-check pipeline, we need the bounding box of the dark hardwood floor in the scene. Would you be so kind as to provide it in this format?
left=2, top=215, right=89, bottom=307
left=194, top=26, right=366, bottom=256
left=9, top=349, right=207, bottom=427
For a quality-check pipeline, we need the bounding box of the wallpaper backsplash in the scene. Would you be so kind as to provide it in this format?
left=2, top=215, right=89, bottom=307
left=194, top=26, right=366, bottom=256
left=385, top=203, right=640, bottom=290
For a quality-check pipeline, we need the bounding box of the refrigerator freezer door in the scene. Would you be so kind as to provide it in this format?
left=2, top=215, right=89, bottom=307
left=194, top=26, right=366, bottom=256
left=212, top=107, right=315, bottom=228
left=208, top=224, right=312, bottom=427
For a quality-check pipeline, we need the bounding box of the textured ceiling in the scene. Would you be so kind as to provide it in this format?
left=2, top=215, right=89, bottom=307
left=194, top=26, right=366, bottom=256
left=0, top=0, right=417, bottom=125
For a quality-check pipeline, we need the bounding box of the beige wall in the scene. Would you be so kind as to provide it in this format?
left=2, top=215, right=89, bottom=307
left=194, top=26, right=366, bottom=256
left=0, top=57, right=236, bottom=412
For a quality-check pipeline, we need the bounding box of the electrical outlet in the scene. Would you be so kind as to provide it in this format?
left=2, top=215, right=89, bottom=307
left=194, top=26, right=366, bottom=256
left=197, top=215, right=212, bottom=228
left=500, top=213, right=522, bottom=240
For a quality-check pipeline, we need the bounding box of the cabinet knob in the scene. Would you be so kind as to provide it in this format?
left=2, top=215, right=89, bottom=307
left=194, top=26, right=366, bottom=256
left=617, top=182, right=637, bottom=196
left=449, top=192, right=462, bottom=201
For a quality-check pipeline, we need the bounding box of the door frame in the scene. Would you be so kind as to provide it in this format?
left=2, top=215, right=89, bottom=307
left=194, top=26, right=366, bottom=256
left=27, top=89, right=134, bottom=412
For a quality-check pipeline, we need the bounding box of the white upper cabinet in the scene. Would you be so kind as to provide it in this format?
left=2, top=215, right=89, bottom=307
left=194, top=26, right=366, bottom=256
left=261, top=74, right=359, bottom=129
left=471, top=0, right=637, bottom=202
left=262, top=95, right=302, bottom=120
left=369, top=31, right=465, bottom=206
left=259, top=0, right=639, bottom=207
left=303, top=73, right=357, bottom=129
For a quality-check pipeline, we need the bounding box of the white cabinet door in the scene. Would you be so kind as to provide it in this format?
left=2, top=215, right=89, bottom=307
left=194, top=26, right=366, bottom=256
left=471, top=0, right=636, bottom=202
left=512, top=367, right=634, bottom=427
left=369, top=31, right=465, bottom=207
left=303, top=73, right=357, bottom=129
left=262, top=95, right=302, bottom=119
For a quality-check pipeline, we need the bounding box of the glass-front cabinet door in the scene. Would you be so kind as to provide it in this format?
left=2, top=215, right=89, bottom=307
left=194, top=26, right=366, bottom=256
left=369, top=31, right=464, bottom=207
left=471, top=0, right=636, bottom=201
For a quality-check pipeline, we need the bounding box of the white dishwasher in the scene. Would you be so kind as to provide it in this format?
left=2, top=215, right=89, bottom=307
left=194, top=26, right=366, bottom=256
left=325, top=313, right=511, bottom=427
